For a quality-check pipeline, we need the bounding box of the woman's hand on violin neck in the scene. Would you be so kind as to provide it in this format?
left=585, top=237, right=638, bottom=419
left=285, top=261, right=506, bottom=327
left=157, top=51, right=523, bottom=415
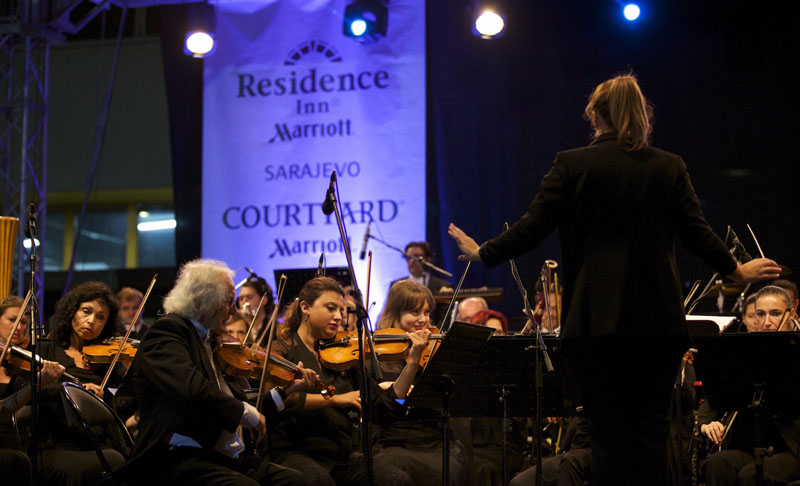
left=405, top=328, right=432, bottom=365
left=285, top=361, right=319, bottom=395
left=332, top=390, right=361, bottom=412
left=39, top=360, right=66, bottom=386
left=82, top=382, right=104, bottom=399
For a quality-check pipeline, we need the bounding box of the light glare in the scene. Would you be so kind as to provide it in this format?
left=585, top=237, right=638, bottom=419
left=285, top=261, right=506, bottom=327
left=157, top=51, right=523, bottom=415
left=23, top=238, right=40, bottom=249
left=137, top=219, right=177, bottom=232
left=623, top=4, right=641, bottom=21
left=350, top=19, right=367, bottom=36
left=475, top=10, right=504, bottom=38
left=185, top=32, right=215, bottom=57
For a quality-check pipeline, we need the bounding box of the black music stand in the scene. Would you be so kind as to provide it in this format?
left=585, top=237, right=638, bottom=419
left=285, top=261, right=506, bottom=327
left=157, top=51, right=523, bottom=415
left=406, top=321, right=494, bottom=486
left=447, top=335, right=579, bottom=486
left=693, top=332, right=800, bottom=486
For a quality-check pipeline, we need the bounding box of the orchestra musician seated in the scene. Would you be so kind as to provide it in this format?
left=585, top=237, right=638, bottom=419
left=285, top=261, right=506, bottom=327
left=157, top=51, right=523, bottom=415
left=456, top=296, right=488, bottom=322
left=1, top=295, right=65, bottom=484
left=120, top=259, right=311, bottom=486
left=37, top=282, right=128, bottom=485
left=237, top=275, right=274, bottom=343
left=117, top=286, right=149, bottom=340
left=754, top=285, right=799, bottom=332
left=268, top=276, right=426, bottom=486
left=470, top=309, right=508, bottom=335
left=700, top=286, right=800, bottom=486
left=510, top=416, right=592, bottom=486
left=374, top=280, right=471, bottom=486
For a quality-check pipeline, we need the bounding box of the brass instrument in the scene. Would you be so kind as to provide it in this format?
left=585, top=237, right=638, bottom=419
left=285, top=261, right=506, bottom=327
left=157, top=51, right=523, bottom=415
left=0, top=216, right=20, bottom=298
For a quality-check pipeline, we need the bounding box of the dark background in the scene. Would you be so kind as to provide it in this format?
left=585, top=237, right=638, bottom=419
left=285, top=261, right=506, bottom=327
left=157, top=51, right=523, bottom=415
left=162, top=1, right=799, bottom=320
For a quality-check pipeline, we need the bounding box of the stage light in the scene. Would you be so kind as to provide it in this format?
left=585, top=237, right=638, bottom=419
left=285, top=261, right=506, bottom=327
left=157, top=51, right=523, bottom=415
left=474, top=9, right=505, bottom=38
left=623, top=3, right=641, bottom=21
left=343, top=0, right=388, bottom=43
left=184, top=2, right=216, bottom=58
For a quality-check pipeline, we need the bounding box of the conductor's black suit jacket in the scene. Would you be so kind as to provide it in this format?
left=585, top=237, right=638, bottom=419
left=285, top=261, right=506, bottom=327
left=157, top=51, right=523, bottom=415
left=480, top=133, right=738, bottom=343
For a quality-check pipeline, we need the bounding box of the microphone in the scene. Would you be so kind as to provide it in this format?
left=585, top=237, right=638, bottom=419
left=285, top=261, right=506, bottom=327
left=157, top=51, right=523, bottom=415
left=244, top=266, right=259, bottom=279
left=316, top=253, right=325, bottom=277
left=321, top=171, right=337, bottom=216
left=359, top=222, right=371, bottom=260
left=728, top=228, right=752, bottom=263
left=24, top=203, right=36, bottom=239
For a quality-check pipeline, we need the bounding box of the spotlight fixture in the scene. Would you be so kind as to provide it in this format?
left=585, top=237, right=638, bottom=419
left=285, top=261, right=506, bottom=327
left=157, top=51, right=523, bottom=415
left=622, top=3, right=641, bottom=22
left=184, top=2, right=216, bottom=58
left=343, top=0, right=388, bottom=43
left=472, top=2, right=506, bottom=39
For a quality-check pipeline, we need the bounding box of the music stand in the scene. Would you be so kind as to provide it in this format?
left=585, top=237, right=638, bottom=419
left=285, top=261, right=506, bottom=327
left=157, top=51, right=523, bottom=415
left=447, top=335, right=579, bottom=485
left=406, top=321, right=494, bottom=485
left=693, top=332, right=800, bottom=486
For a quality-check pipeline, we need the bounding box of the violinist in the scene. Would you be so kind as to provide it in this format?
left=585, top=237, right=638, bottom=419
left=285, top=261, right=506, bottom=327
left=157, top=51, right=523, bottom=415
left=225, top=311, right=250, bottom=344
left=373, top=280, right=471, bottom=486
left=1, top=295, right=64, bottom=484
left=36, top=281, right=129, bottom=485
left=470, top=308, right=508, bottom=335
left=754, top=285, right=798, bottom=332
left=270, top=276, right=425, bottom=486
left=120, top=259, right=309, bottom=486
left=237, top=275, right=274, bottom=343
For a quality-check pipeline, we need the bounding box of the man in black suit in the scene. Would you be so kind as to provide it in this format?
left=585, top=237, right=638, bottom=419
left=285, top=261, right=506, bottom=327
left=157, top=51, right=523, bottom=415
left=449, top=74, right=781, bottom=486
left=389, top=242, right=452, bottom=325
left=122, top=259, right=313, bottom=485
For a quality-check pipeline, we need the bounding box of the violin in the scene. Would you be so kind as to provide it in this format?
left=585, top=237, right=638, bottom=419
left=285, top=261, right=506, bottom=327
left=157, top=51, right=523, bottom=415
left=0, top=340, right=80, bottom=383
left=82, top=337, right=139, bottom=366
left=318, top=328, right=443, bottom=370
left=213, top=333, right=335, bottom=399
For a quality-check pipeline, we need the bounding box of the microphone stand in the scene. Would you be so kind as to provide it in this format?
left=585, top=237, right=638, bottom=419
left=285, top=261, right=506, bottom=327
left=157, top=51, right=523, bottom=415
left=25, top=204, right=42, bottom=476
left=507, top=246, right=554, bottom=486
left=366, top=232, right=454, bottom=279
left=323, top=171, right=380, bottom=486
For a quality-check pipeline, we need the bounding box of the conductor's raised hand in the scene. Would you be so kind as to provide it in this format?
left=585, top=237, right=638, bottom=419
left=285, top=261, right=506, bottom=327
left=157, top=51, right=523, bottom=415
left=728, top=258, right=782, bottom=284
left=448, top=223, right=482, bottom=262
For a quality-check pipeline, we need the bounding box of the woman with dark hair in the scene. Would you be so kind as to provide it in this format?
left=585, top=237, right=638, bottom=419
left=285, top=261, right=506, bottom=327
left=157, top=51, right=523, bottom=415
left=237, top=276, right=274, bottom=343
left=448, top=73, right=781, bottom=486
left=270, top=276, right=427, bottom=486
left=42, top=281, right=121, bottom=398
left=37, top=281, right=127, bottom=485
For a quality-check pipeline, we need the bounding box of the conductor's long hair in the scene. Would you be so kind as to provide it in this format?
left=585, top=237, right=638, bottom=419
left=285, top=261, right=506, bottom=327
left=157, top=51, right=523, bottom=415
left=279, top=277, right=345, bottom=341
left=585, top=73, right=653, bottom=151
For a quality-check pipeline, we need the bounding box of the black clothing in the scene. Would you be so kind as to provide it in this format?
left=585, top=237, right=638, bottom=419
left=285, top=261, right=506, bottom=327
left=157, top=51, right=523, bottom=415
left=510, top=417, right=591, bottom=486
left=476, top=134, right=737, bottom=485
left=121, top=313, right=299, bottom=485
left=479, top=133, right=737, bottom=343
left=270, top=333, right=413, bottom=486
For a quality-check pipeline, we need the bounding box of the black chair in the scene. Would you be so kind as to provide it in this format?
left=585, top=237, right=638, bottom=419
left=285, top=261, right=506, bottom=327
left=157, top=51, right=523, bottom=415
left=60, top=382, right=134, bottom=482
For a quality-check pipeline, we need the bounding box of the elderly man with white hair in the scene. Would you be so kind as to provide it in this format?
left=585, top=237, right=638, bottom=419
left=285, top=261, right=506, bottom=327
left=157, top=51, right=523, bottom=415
left=121, top=259, right=313, bottom=486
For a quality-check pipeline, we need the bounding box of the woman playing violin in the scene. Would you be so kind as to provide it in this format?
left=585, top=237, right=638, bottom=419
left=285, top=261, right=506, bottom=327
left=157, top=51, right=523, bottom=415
left=373, top=280, right=472, bottom=486
left=1, top=295, right=65, bottom=484
left=37, top=282, right=128, bottom=485
left=270, top=276, right=428, bottom=486
left=40, top=281, right=122, bottom=398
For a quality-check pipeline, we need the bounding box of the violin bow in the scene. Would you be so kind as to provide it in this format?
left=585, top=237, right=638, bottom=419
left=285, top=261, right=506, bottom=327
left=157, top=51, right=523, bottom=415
left=242, top=294, right=267, bottom=349
left=0, top=289, right=33, bottom=366
left=100, top=274, right=157, bottom=390
left=255, top=274, right=287, bottom=410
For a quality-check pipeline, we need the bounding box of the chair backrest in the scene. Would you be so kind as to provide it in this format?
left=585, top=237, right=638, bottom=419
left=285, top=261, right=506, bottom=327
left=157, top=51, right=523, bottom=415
left=60, top=382, right=134, bottom=474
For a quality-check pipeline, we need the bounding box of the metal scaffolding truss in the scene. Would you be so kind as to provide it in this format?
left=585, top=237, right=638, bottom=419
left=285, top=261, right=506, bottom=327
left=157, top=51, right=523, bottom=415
left=1, top=1, right=53, bottom=311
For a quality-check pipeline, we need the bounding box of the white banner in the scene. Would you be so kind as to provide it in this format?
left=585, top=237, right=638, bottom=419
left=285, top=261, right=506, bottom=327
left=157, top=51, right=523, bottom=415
left=202, top=0, right=426, bottom=322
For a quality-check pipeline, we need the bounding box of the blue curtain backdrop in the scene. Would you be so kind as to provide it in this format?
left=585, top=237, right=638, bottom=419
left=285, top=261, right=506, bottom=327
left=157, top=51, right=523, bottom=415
left=163, top=1, right=799, bottom=319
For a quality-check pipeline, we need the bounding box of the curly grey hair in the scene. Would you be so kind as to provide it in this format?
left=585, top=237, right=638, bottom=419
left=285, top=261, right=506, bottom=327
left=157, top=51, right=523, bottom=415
left=163, top=259, right=234, bottom=326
